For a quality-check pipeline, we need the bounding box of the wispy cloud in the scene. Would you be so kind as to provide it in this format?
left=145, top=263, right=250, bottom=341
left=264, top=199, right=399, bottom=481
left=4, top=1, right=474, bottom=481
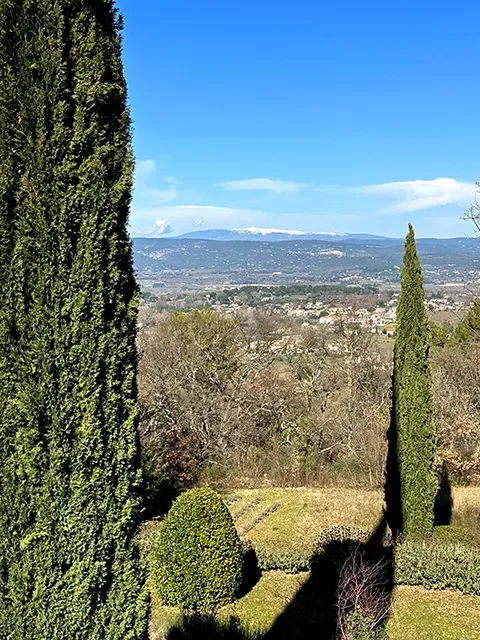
left=134, top=160, right=180, bottom=204
left=135, top=159, right=156, bottom=178
left=218, top=178, right=307, bottom=194
left=359, top=178, right=475, bottom=213
left=144, top=186, right=179, bottom=204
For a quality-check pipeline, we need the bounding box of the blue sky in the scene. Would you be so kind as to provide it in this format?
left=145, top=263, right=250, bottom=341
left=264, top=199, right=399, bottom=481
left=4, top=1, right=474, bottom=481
left=119, top=0, right=480, bottom=238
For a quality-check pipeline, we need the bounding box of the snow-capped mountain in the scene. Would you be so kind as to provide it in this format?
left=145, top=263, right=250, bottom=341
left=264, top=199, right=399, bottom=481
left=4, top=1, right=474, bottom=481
left=176, top=228, right=385, bottom=242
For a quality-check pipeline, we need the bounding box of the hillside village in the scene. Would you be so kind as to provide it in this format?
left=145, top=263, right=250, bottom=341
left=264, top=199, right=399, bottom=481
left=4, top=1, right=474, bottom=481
left=140, top=283, right=473, bottom=338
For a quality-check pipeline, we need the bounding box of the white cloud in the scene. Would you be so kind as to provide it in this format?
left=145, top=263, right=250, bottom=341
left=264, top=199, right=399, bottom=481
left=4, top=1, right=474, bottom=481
left=360, top=178, right=475, bottom=213
left=218, top=178, right=307, bottom=194
left=132, top=205, right=269, bottom=235
left=153, top=219, right=172, bottom=235
left=135, top=159, right=156, bottom=177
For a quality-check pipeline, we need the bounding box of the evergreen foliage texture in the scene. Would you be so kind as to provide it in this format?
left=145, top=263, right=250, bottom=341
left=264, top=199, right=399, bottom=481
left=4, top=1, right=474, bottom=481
left=154, top=488, right=243, bottom=611
left=454, top=298, right=480, bottom=343
left=386, top=224, right=436, bottom=535
left=0, top=1, right=148, bottom=638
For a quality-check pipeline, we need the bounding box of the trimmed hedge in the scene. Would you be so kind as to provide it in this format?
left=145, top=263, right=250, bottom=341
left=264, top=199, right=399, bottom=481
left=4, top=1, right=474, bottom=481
left=242, top=526, right=373, bottom=574
left=430, top=525, right=480, bottom=547
left=154, top=488, right=243, bottom=611
left=315, top=525, right=372, bottom=552
left=394, top=526, right=480, bottom=595
left=252, top=543, right=312, bottom=573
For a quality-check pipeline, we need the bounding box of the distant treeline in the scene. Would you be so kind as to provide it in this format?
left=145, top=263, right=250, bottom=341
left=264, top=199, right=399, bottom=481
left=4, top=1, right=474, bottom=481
left=140, top=283, right=384, bottom=311
left=211, top=284, right=380, bottom=299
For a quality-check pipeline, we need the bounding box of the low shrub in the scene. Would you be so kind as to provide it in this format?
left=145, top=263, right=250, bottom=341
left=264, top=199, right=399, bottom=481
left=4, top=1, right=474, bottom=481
left=244, top=526, right=374, bottom=574
left=394, top=526, right=480, bottom=595
left=337, top=547, right=392, bottom=640
left=154, top=487, right=243, bottom=611
left=240, top=502, right=281, bottom=535
left=345, top=610, right=386, bottom=640
left=232, top=496, right=262, bottom=521
left=252, top=543, right=311, bottom=573
left=431, top=524, right=480, bottom=547
left=314, top=526, right=372, bottom=554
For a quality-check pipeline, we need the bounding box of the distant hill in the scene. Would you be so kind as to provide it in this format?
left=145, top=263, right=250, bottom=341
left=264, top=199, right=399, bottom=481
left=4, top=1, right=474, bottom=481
left=132, top=236, right=480, bottom=286
left=176, top=227, right=387, bottom=242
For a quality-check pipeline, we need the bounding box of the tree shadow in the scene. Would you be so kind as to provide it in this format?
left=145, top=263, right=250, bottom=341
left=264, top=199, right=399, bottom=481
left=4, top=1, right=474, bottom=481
left=263, top=515, right=394, bottom=640
left=142, top=478, right=181, bottom=519
left=384, top=374, right=402, bottom=538
left=165, top=516, right=394, bottom=640
left=434, top=461, right=453, bottom=526
left=166, top=613, right=263, bottom=640
left=238, top=540, right=262, bottom=599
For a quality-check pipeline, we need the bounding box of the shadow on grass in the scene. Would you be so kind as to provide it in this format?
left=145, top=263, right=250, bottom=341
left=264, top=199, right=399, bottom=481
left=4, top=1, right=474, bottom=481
left=264, top=515, right=393, bottom=640
left=166, top=516, right=394, bottom=640
left=166, top=614, right=263, bottom=640
left=384, top=374, right=402, bottom=539
left=238, top=541, right=262, bottom=599
left=434, top=461, right=453, bottom=527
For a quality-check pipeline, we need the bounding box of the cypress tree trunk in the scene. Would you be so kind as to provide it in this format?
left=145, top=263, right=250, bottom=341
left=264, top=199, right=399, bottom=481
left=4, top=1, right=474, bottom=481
left=386, top=224, right=436, bottom=535
left=0, top=2, right=148, bottom=638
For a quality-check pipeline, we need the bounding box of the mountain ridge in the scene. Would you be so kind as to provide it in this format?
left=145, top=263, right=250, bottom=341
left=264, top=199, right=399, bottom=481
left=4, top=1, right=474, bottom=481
left=174, top=228, right=389, bottom=242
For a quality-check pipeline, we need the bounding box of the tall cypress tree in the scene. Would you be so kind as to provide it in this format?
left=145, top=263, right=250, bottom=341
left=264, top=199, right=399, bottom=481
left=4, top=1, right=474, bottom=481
left=386, top=224, right=436, bottom=535
left=0, top=2, right=148, bottom=638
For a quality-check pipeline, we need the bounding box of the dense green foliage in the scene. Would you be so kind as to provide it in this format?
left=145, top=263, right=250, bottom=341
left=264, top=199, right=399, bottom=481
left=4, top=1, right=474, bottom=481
left=315, top=525, right=373, bottom=552
left=346, top=611, right=386, bottom=640
left=154, top=488, right=243, bottom=611
left=394, top=527, right=480, bottom=594
left=386, top=225, right=436, bottom=535
left=0, top=1, right=147, bottom=638
left=250, top=543, right=312, bottom=573
left=430, top=524, right=480, bottom=546
left=454, top=298, right=480, bottom=343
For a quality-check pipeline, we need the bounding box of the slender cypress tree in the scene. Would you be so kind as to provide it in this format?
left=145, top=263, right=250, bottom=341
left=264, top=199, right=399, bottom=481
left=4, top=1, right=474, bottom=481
left=386, top=224, right=436, bottom=535
left=0, top=2, right=148, bottom=638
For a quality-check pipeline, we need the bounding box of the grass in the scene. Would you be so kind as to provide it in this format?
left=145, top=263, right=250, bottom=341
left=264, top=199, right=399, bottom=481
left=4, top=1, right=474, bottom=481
left=151, top=574, right=480, bottom=640
left=387, top=586, right=480, bottom=640
left=227, top=488, right=383, bottom=551
left=147, top=486, right=480, bottom=639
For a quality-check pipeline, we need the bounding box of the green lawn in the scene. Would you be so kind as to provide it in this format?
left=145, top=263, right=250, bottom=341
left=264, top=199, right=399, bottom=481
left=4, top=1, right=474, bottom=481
left=228, top=487, right=383, bottom=550
left=150, top=575, right=480, bottom=640
left=146, top=487, right=480, bottom=639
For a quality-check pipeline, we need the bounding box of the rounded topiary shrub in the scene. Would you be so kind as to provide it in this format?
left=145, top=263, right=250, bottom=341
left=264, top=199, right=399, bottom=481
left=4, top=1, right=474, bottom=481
left=153, top=487, right=243, bottom=611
